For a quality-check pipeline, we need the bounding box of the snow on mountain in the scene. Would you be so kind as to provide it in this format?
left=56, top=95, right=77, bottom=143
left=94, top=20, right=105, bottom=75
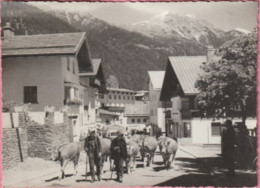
left=234, top=28, right=250, bottom=34
left=128, top=11, right=224, bottom=46
left=28, top=2, right=102, bottom=29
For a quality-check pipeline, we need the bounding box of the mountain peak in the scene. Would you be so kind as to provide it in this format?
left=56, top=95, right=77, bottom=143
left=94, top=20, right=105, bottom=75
left=129, top=12, right=224, bottom=46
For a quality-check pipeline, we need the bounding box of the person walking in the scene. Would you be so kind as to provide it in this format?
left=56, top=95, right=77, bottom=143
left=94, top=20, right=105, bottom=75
left=221, top=119, right=238, bottom=177
left=110, top=130, right=127, bottom=182
left=237, top=124, right=253, bottom=169
left=84, top=130, right=102, bottom=183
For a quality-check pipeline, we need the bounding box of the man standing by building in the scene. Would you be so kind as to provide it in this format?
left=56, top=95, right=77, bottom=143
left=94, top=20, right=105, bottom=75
left=110, top=130, right=127, bottom=182
left=221, top=119, right=237, bottom=177
left=84, top=130, right=102, bottom=183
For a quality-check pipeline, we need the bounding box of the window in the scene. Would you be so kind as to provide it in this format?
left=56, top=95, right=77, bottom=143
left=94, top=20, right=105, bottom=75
left=72, top=61, right=75, bottom=74
left=123, top=96, right=125, bottom=100
left=143, top=119, right=147, bottom=123
left=114, top=95, right=117, bottom=99
left=128, top=96, right=130, bottom=100
left=24, top=86, right=38, bottom=103
left=99, top=94, right=104, bottom=99
left=131, top=119, right=135, bottom=123
left=109, top=95, right=112, bottom=99
left=137, top=119, right=141, bottom=123
left=182, top=99, right=190, bottom=110
left=119, top=95, right=121, bottom=100
left=211, top=123, right=221, bottom=136
left=67, top=57, right=70, bottom=71
left=74, top=88, right=79, bottom=98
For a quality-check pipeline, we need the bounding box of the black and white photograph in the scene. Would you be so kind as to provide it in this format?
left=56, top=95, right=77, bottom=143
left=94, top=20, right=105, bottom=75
left=1, top=1, right=258, bottom=187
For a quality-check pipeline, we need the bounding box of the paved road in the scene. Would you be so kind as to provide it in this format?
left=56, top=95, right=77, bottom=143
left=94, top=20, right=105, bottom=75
left=5, top=144, right=257, bottom=187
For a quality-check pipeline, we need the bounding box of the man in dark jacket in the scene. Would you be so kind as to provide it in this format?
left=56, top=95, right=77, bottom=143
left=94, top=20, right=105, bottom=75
left=84, top=130, right=102, bottom=183
left=222, top=120, right=237, bottom=177
left=110, top=130, right=127, bottom=182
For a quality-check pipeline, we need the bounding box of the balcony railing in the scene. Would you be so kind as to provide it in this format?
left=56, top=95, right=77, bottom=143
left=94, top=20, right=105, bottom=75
left=181, top=110, right=203, bottom=119
left=64, top=98, right=83, bottom=105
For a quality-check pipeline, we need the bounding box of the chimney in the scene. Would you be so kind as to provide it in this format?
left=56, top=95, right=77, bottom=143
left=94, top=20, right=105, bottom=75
left=3, top=22, right=15, bottom=38
left=206, top=45, right=214, bottom=63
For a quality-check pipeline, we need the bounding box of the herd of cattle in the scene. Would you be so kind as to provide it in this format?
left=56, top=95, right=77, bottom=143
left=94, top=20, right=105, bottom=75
left=50, top=134, right=178, bottom=180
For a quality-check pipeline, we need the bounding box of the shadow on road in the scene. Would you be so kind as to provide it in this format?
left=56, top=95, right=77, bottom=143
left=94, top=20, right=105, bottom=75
left=49, top=183, right=70, bottom=187
left=81, top=172, right=95, bottom=177
left=45, top=174, right=74, bottom=182
left=153, top=166, right=166, bottom=172
left=154, top=172, right=257, bottom=187
left=154, top=156, right=257, bottom=187
left=175, top=157, right=224, bottom=174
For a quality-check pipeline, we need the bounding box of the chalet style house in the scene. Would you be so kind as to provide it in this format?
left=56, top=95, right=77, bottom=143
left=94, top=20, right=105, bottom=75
left=160, top=49, right=257, bottom=144
left=2, top=23, right=94, bottom=141
left=79, top=59, right=106, bottom=131
left=148, top=71, right=171, bottom=135
left=123, top=102, right=150, bottom=131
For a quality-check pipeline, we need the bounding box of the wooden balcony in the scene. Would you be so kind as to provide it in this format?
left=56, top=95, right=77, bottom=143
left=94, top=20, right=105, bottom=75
left=181, top=110, right=202, bottom=119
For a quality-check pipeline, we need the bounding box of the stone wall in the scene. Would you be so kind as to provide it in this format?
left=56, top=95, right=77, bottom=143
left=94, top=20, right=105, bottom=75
left=27, top=123, right=70, bottom=159
left=2, top=128, right=28, bottom=170
left=3, top=112, right=70, bottom=171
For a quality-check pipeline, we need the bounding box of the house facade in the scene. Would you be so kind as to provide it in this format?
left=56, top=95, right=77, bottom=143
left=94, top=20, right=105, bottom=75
left=123, top=102, right=150, bottom=131
left=99, top=88, right=136, bottom=124
left=148, top=71, right=171, bottom=135
left=79, top=59, right=106, bottom=132
left=160, top=53, right=257, bottom=144
left=135, top=91, right=149, bottom=102
left=2, top=24, right=93, bottom=142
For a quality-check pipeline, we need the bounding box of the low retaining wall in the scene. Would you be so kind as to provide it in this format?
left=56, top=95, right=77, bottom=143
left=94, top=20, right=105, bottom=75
left=3, top=112, right=70, bottom=170
left=2, top=128, right=28, bottom=170
left=27, top=123, right=70, bottom=160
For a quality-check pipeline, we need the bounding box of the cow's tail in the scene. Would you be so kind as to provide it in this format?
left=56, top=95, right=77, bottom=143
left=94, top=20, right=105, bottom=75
left=55, top=145, right=63, bottom=161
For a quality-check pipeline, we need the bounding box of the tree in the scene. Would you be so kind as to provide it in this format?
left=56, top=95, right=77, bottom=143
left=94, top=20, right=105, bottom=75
left=106, top=75, right=119, bottom=88
left=195, top=29, right=257, bottom=124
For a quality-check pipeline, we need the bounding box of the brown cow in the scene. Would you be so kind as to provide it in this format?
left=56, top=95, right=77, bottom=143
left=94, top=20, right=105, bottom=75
left=140, top=136, right=158, bottom=168
left=158, top=137, right=178, bottom=170
left=51, top=142, right=81, bottom=180
left=125, top=140, right=140, bottom=173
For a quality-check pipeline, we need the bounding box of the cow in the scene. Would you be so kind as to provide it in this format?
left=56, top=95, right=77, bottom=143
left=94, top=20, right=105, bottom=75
left=131, top=134, right=146, bottom=145
left=140, top=136, right=158, bottom=168
left=99, top=138, right=112, bottom=173
left=158, top=136, right=178, bottom=170
left=125, top=140, right=140, bottom=173
left=50, top=142, right=81, bottom=181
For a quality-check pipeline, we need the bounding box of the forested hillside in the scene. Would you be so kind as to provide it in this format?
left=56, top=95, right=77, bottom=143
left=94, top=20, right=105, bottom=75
left=3, top=2, right=243, bottom=90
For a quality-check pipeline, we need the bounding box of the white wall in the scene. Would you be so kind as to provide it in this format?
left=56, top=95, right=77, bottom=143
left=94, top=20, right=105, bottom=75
left=157, top=108, right=166, bottom=132
left=2, top=113, right=19, bottom=128
left=191, top=119, right=222, bottom=144
left=54, top=112, right=64, bottom=124
left=191, top=118, right=257, bottom=144
left=28, top=112, right=45, bottom=125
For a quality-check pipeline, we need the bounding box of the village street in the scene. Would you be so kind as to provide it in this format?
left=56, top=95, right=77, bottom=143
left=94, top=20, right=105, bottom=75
left=3, top=140, right=257, bottom=187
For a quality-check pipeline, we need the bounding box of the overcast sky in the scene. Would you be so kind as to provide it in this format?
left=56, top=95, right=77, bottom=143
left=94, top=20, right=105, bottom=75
left=29, top=1, right=257, bottom=31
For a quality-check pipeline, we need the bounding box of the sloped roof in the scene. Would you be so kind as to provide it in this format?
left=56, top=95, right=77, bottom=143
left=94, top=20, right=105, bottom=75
left=124, top=102, right=150, bottom=116
left=99, top=109, right=119, bottom=116
left=169, top=56, right=206, bottom=95
left=107, top=88, right=136, bottom=93
left=148, top=71, right=165, bottom=90
left=2, top=32, right=85, bottom=56
left=79, top=59, right=101, bottom=76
